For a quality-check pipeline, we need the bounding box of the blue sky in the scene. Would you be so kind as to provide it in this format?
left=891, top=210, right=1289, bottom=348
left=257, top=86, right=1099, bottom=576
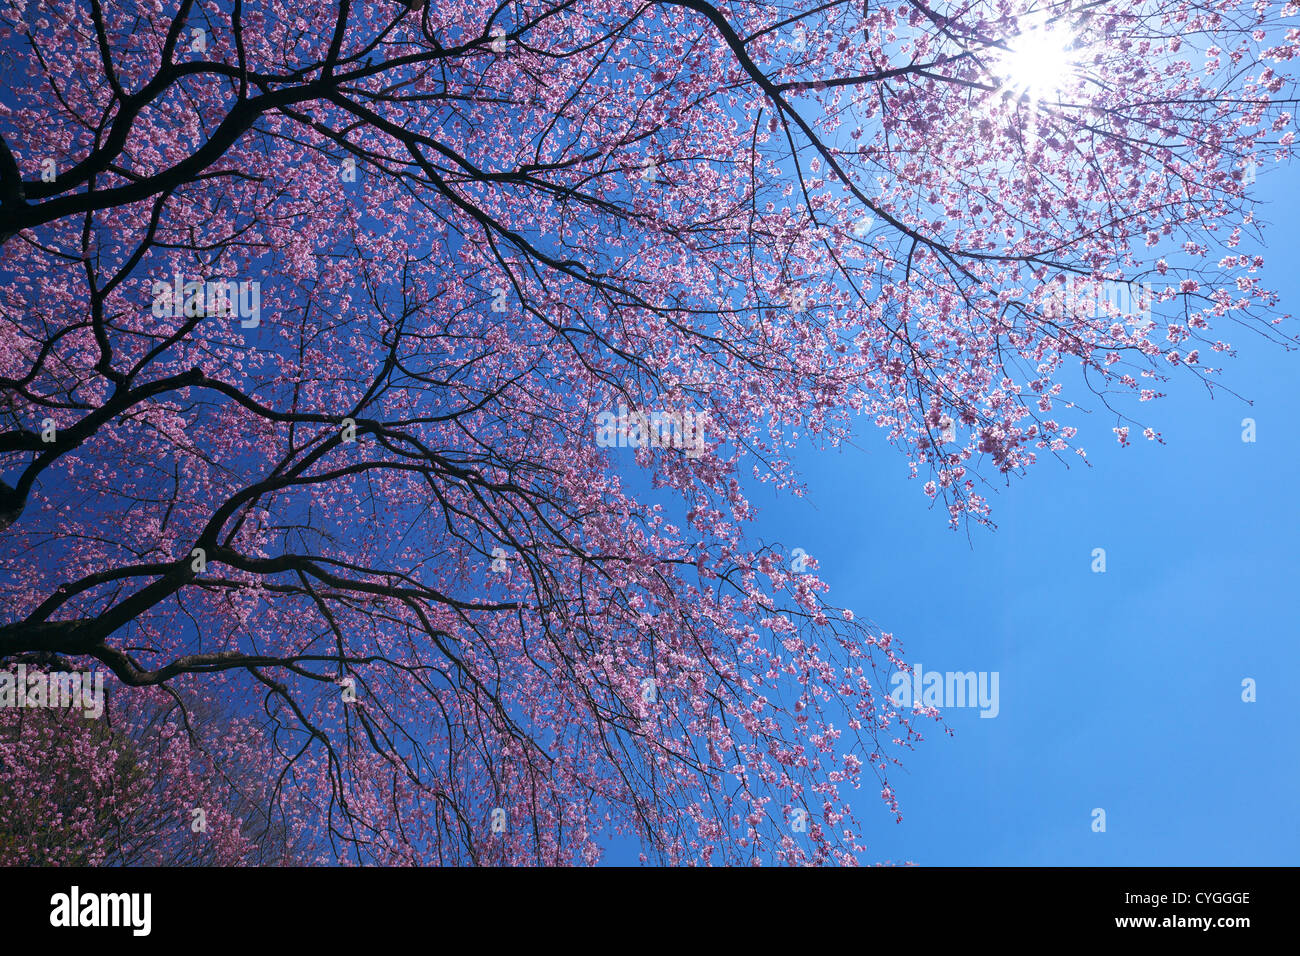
left=727, top=168, right=1300, bottom=866
left=594, top=165, right=1300, bottom=868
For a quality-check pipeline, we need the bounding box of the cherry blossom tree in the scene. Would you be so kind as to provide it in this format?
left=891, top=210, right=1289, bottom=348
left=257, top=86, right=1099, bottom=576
left=0, top=0, right=1294, bottom=864
left=0, top=672, right=316, bottom=865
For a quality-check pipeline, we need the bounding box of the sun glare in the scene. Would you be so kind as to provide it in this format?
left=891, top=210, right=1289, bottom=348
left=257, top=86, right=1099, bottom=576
left=994, top=22, right=1080, bottom=101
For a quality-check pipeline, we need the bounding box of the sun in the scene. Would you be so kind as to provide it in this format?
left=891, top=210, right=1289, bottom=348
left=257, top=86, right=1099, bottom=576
left=993, top=20, right=1080, bottom=101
